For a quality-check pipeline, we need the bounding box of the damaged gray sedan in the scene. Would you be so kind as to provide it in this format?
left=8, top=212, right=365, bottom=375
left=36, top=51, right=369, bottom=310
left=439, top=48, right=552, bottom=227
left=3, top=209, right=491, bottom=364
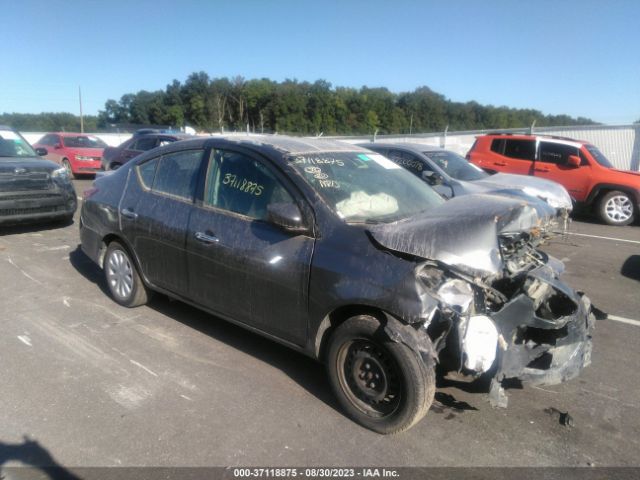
left=80, top=136, right=595, bottom=434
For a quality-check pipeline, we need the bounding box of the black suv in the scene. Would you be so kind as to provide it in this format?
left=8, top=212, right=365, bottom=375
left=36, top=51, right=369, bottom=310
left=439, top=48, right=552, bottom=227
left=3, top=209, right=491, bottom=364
left=0, top=126, right=76, bottom=226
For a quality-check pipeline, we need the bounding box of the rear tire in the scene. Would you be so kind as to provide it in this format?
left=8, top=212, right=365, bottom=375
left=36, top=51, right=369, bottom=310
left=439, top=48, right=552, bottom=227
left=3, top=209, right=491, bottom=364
left=104, top=241, right=149, bottom=307
left=597, top=190, right=635, bottom=226
left=326, top=315, right=435, bottom=434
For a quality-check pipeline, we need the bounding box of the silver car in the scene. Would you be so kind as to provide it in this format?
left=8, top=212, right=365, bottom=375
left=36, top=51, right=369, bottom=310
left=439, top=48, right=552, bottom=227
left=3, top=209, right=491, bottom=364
left=362, top=142, right=572, bottom=218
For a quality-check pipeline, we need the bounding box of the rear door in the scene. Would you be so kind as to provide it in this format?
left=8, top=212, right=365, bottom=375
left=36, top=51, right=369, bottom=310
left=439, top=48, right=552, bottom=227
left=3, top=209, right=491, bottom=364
left=487, top=138, right=536, bottom=175
left=119, top=148, right=205, bottom=295
left=534, top=141, right=592, bottom=201
left=186, top=146, right=314, bottom=345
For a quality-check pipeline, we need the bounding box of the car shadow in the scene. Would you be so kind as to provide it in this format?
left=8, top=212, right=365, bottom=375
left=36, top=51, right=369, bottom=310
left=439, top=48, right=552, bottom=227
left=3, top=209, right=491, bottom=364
left=569, top=209, right=600, bottom=225
left=0, top=436, right=81, bottom=479
left=68, top=246, right=110, bottom=297
left=68, top=246, right=340, bottom=415
left=147, top=295, right=339, bottom=412
left=0, top=218, right=74, bottom=237
left=621, top=255, right=640, bottom=281
left=570, top=209, right=639, bottom=227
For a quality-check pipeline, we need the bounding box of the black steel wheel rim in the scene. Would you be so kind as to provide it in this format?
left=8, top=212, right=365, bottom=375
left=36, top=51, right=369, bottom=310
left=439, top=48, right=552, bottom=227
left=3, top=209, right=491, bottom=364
left=337, top=338, right=402, bottom=418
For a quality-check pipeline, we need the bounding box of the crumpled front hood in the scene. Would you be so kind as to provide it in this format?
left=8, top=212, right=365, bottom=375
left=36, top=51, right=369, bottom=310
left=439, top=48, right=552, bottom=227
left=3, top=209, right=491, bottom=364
left=472, top=173, right=573, bottom=211
left=367, top=193, right=556, bottom=278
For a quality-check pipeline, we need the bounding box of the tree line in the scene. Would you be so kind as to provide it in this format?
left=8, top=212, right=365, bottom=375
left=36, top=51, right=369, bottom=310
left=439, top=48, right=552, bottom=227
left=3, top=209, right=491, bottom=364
left=3, top=72, right=598, bottom=134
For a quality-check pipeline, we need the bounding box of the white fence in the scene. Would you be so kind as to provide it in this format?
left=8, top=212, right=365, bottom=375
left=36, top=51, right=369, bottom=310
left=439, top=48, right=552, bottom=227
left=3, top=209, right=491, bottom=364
left=21, top=124, right=640, bottom=171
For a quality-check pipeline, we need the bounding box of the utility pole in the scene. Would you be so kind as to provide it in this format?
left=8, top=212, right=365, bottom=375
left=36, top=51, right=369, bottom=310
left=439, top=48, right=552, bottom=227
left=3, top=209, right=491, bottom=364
left=79, top=86, right=84, bottom=133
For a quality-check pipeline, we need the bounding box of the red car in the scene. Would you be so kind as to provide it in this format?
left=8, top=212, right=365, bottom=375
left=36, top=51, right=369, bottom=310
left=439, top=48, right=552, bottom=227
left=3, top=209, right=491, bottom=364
left=467, top=133, right=640, bottom=226
left=33, top=132, right=107, bottom=178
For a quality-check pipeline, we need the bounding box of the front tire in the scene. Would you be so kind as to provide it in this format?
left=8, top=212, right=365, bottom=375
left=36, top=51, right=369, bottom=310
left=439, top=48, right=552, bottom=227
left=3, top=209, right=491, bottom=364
left=326, top=315, right=435, bottom=434
left=598, top=190, right=635, bottom=226
left=62, top=158, right=77, bottom=179
left=104, top=241, right=149, bottom=307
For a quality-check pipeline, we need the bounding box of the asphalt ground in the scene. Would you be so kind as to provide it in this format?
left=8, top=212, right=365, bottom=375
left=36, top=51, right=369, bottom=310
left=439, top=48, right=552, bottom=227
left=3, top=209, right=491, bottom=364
left=0, top=178, right=639, bottom=469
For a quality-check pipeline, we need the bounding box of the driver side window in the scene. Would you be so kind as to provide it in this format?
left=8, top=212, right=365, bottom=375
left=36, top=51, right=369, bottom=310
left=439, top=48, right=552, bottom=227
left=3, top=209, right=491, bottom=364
left=204, top=149, right=294, bottom=221
left=538, top=142, right=580, bottom=165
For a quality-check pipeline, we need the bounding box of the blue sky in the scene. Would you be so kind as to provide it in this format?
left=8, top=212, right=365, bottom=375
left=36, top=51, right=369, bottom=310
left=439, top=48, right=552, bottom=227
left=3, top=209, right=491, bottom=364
left=3, top=0, right=639, bottom=123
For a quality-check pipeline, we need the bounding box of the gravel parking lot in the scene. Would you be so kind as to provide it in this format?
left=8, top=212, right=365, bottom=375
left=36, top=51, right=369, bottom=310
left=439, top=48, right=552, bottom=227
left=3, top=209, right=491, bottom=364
left=1, top=178, right=639, bottom=468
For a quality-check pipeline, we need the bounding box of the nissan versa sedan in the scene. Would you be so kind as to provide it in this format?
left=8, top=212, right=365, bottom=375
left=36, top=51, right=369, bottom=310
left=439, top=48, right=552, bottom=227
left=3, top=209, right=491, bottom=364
left=0, top=126, right=77, bottom=226
left=362, top=142, right=573, bottom=219
left=80, top=135, right=595, bottom=433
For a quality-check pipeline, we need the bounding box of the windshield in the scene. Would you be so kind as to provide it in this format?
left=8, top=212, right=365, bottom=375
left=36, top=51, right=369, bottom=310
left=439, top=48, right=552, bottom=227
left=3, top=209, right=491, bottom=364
left=63, top=135, right=108, bottom=149
left=288, top=151, right=444, bottom=223
left=0, top=130, right=37, bottom=158
left=585, top=145, right=614, bottom=168
left=423, top=150, right=487, bottom=181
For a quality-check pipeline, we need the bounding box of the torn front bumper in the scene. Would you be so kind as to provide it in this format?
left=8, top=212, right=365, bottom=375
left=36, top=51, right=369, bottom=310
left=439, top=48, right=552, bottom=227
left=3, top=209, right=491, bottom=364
left=490, top=265, right=595, bottom=387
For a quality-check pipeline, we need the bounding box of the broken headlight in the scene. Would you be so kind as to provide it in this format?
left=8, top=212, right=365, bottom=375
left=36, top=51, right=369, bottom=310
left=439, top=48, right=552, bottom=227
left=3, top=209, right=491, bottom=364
left=437, top=279, right=474, bottom=314
left=462, top=315, right=499, bottom=373
left=419, top=265, right=475, bottom=314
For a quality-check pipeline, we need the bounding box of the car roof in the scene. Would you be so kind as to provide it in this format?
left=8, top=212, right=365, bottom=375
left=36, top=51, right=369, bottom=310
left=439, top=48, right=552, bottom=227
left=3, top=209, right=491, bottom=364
left=219, top=134, right=371, bottom=155
left=135, top=133, right=193, bottom=140
left=46, top=132, right=101, bottom=137
left=480, top=133, right=589, bottom=147
left=361, top=142, right=446, bottom=154
left=170, top=134, right=370, bottom=156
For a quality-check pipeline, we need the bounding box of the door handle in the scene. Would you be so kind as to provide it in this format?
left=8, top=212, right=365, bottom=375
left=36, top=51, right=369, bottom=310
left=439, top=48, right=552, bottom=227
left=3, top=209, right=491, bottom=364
left=493, top=162, right=507, bottom=166
left=121, top=208, right=138, bottom=219
left=195, top=231, right=219, bottom=244
left=534, top=167, right=550, bottom=172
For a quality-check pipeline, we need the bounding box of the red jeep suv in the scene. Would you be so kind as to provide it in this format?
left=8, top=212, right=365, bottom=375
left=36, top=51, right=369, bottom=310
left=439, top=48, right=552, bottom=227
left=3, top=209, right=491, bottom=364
left=468, top=133, right=640, bottom=226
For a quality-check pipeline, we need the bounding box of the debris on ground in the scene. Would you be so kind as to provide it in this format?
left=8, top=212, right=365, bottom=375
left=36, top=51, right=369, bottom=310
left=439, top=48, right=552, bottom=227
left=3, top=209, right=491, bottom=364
left=545, top=407, right=575, bottom=427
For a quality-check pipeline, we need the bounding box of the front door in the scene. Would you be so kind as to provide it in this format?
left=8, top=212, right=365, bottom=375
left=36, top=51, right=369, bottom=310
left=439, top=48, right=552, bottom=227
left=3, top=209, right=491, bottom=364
left=533, top=141, right=592, bottom=202
left=186, top=147, right=314, bottom=345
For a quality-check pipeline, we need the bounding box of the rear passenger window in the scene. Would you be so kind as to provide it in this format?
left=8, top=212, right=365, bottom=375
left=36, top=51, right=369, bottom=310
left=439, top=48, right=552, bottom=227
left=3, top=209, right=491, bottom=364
left=490, top=139, right=505, bottom=154
left=539, top=142, right=579, bottom=164
left=503, top=140, right=536, bottom=160
left=204, top=149, right=294, bottom=221
left=133, top=137, right=157, bottom=151
left=152, top=150, right=203, bottom=200
left=137, top=157, right=159, bottom=189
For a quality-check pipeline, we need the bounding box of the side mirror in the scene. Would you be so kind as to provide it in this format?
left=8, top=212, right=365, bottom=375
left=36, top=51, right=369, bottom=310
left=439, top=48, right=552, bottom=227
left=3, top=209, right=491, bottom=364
left=567, top=155, right=581, bottom=168
left=422, top=170, right=443, bottom=186
left=35, top=147, right=48, bottom=156
left=54, top=144, right=63, bottom=149
left=267, top=203, right=307, bottom=233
